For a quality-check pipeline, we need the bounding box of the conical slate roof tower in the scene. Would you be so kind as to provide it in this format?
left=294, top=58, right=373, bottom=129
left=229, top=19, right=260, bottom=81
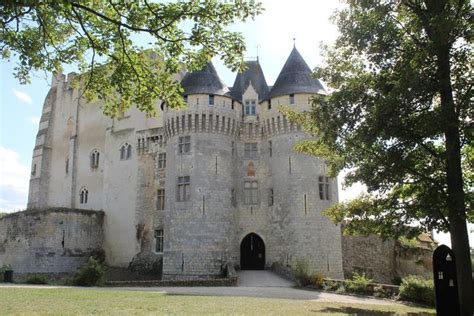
left=231, top=60, right=269, bottom=102
left=180, top=62, right=230, bottom=96
left=269, top=47, right=326, bottom=99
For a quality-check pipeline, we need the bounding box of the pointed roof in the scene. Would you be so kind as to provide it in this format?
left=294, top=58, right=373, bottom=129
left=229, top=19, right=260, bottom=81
left=181, top=62, right=230, bottom=96
left=230, top=60, right=269, bottom=102
left=268, top=47, right=326, bottom=99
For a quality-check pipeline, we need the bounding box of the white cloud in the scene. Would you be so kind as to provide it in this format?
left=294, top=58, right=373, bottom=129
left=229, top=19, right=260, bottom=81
left=12, top=88, right=33, bottom=106
left=0, top=146, right=30, bottom=213
left=29, top=116, right=40, bottom=125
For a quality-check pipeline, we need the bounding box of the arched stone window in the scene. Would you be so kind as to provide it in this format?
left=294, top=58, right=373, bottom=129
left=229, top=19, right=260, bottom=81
left=90, top=149, right=100, bottom=168
left=80, top=187, right=89, bottom=204
left=120, top=143, right=132, bottom=160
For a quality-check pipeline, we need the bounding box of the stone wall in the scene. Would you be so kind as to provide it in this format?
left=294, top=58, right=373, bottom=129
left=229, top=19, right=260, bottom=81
left=0, top=208, right=104, bottom=274
left=342, top=233, right=434, bottom=284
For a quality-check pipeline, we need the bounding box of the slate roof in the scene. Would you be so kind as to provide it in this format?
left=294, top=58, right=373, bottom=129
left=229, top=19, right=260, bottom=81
left=181, top=62, right=230, bottom=96
left=230, top=60, right=269, bottom=102
left=268, top=47, right=326, bottom=99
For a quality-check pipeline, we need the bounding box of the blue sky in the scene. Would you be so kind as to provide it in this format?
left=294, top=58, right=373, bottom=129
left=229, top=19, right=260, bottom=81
left=0, top=1, right=471, bottom=246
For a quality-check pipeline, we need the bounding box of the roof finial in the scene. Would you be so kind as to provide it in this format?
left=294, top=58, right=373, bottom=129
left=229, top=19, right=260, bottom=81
left=293, top=38, right=296, bottom=48
left=256, top=44, right=259, bottom=61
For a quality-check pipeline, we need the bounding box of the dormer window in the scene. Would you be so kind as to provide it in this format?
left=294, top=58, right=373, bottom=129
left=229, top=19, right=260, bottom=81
left=289, top=94, right=295, bottom=105
left=245, top=99, right=256, bottom=116
left=209, top=95, right=215, bottom=106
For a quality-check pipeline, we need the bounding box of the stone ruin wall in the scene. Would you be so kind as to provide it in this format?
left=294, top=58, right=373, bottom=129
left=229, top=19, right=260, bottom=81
left=0, top=208, right=104, bottom=274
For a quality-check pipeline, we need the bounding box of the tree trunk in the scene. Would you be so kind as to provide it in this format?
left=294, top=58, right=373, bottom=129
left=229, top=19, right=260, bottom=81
left=437, top=44, right=473, bottom=316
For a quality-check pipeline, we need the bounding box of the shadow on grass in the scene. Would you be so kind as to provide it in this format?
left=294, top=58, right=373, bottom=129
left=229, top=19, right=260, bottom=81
left=316, top=307, right=434, bottom=316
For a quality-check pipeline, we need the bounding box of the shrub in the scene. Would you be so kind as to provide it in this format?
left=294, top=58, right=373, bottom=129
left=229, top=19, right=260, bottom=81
left=335, top=285, right=346, bottom=294
left=26, top=274, right=49, bottom=285
left=346, top=272, right=372, bottom=295
left=398, top=236, right=419, bottom=249
left=312, top=274, right=325, bottom=289
left=391, top=275, right=402, bottom=286
left=72, top=257, right=105, bottom=286
left=399, top=275, right=435, bottom=306
left=292, top=259, right=312, bottom=286
left=322, top=279, right=339, bottom=291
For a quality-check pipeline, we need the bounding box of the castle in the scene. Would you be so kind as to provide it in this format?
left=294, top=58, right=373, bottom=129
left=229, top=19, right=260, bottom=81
left=24, top=47, right=344, bottom=280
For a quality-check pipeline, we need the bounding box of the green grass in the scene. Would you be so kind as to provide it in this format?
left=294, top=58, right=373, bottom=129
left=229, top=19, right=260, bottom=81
left=0, top=287, right=435, bottom=315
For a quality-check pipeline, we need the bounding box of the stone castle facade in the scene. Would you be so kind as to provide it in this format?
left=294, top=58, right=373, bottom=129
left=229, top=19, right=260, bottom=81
left=26, top=47, right=344, bottom=280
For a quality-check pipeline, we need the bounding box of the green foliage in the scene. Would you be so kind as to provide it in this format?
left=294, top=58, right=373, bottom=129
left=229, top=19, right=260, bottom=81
left=0, top=1, right=263, bottom=117
left=72, top=257, right=105, bottom=287
left=346, top=272, right=373, bottom=295
left=335, top=285, right=346, bottom=294
left=399, top=275, right=435, bottom=306
left=398, top=236, right=420, bottom=250
left=0, top=264, right=12, bottom=274
left=25, top=274, right=49, bottom=285
left=292, top=259, right=312, bottom=287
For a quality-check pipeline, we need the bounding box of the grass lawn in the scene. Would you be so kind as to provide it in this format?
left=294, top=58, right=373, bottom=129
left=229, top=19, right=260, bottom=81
left=0, top=287, right=435, bottom=315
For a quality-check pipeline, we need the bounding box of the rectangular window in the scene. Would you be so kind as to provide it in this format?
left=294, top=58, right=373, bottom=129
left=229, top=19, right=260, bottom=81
left=244, top=143, right=258, bottom=159
left=178, top=136, right=191, bottom=154
left=245, top=99, right=257, bottom=116
left=244, top=181, right=258, bottom=205
left=154, top=229, right=164, bottom=253
left=177, top=176, right=191, bottom=201
left=158, top=153, right=166, bottom=169
left=289, top=94, right=295, bottom=105
left=183, top=95, right=188, bottom=104
left=318, top=176, right=331, bottom=200
left=209, top=94, right=214, bottom=106
left=268, top=188, right=274, bottom=206
left=157, top=189, right=165, bottom=210
left=268, top=141, right=272, bottom=157
left=231, top=100, right=235, bottom=110
left=268, top=99, right=272, bottom=110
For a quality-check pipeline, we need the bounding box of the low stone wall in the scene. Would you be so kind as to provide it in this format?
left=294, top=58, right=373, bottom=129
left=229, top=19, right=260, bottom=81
left=0, top=208, right=104, bottom=274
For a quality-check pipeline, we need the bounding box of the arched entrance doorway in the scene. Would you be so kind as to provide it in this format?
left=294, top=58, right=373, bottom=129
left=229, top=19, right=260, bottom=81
left=240, top=233, right=265, bottom=270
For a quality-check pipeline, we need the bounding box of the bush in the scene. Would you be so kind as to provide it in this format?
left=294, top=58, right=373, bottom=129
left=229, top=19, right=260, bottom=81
left=26, top=274, right=49, bottom=285
left=335, top=285, right=346, bottom=294
left=322, top=279, right=339, bottom=292
left=399, top=275, right=435, bottom=306
left=346, top=272, right=372, bottom=295
left=72, top=257, right=105, bottom=286
left=312, top=274, right=325, bottom=289
left=398, top=236, right=419, bottom=249
left=292, top=259, right=312, bottom=286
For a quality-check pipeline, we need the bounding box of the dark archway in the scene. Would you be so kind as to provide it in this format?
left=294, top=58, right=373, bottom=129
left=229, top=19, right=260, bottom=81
left=240, top=233, right=265, bottom=270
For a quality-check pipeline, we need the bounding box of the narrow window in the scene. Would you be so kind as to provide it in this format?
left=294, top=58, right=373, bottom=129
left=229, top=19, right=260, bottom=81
left=268, top=188, right=274, bottom=206
left=31, top=163, right=36, bottom=176
left=318, top=176, right=331, bottom=200
left=231, top=188, right=237, bottom=207
left=177, top=176, right=191, bottom=201
left=158, top=153, right=166, bottom=169
left=157, top=189, right=165, bottom=210
left=268, top=99, right=272, bottom=110
left=120, top=143, right=132, bottom=160
left=268, top=141, right=272, bottom=157
left=154, top=229, right=164, bottom=253
left=244, top=143, right=258, bottom=159
left=289, top=94, right=295, bottom=105
left=209, top=94, right=215, bottom=106
left=244, top=181, right=258, bottom=205
left=231, top=100, right=235, bottom=110
left=90, top=149, right=100, bottom=168
left=183, top=95, right=188, bottom=104
left=178, top=136, right=191, bottom=154
left=80, top=187, right=88, bottom=204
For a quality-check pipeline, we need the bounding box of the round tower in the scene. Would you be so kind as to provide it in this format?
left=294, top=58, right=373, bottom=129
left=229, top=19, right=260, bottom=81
left=161, top=62, right=241, bottom=280
left=263, top=47, right=344, bottom=279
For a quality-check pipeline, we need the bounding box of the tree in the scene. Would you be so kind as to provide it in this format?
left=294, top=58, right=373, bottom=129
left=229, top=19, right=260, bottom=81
left=288, top=0, right=472, bottom=313
left=0, top=0, right=262, bottom=117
